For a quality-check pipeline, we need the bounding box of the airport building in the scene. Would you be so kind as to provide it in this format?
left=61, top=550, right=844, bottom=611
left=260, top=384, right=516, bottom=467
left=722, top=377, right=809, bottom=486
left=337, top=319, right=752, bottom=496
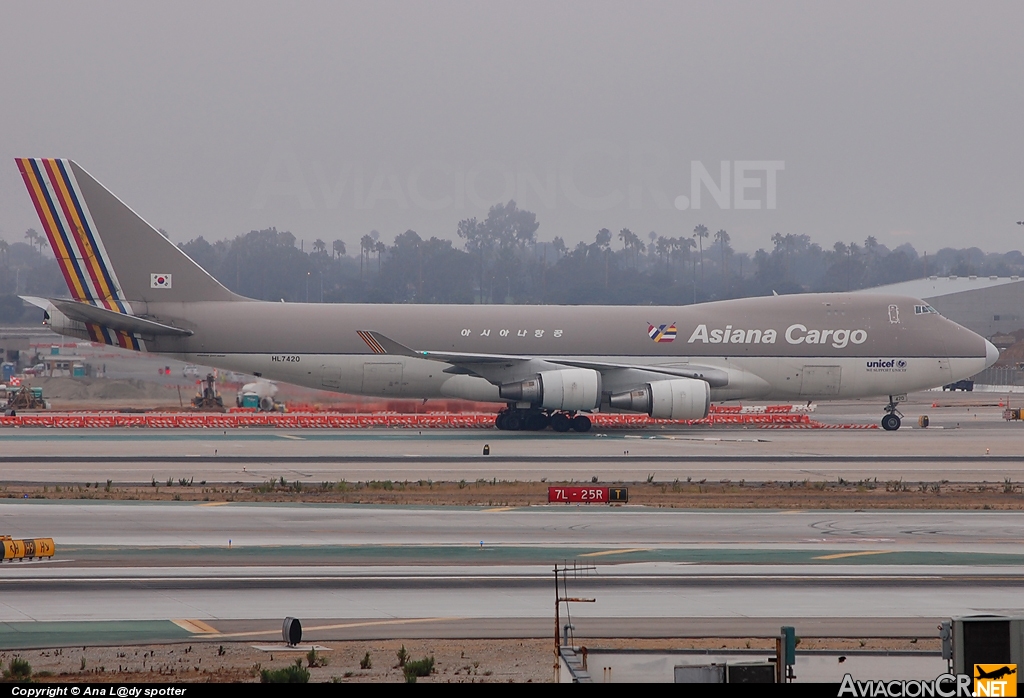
left=863, top=275, right=1024, bottom=338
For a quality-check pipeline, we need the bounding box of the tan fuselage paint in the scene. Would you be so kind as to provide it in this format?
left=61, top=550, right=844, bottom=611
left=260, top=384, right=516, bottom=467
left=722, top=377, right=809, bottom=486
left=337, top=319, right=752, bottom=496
left=116, top=292, right=989, bottom=403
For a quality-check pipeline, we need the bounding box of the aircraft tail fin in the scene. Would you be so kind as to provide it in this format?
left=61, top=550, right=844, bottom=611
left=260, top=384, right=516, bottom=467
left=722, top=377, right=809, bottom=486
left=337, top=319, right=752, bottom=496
left=16, top=158, right=241, bottom=305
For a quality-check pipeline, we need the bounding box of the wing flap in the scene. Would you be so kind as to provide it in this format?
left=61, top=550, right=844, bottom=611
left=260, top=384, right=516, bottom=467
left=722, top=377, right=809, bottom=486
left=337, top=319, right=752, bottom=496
left=357, top=330, right=729, bottom=386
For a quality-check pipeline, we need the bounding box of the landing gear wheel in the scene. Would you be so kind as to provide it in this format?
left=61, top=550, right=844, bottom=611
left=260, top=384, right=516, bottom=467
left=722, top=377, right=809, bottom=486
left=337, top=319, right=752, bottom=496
left=571, top=415, right=592, bottom=433
left=524, top=412, right=549, bottom=431
left=550, top=413, right=571, bottom=432
left=881, top=394, right=904, bottom=431
left=495, top=412, right=508, bottom=430
left=881, top=414, right=901, bottom=431
left=504, top=411, right=523, bottom=431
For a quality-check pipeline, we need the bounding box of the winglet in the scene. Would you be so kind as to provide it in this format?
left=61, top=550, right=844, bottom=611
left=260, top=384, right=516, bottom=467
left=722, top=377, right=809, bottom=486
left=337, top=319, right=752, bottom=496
left=356, top=330, right=418, bottom=356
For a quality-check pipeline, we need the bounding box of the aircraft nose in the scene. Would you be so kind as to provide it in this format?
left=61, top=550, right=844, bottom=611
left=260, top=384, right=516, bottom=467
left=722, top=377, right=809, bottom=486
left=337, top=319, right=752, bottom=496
left=985, top=339, right=999, bottom=369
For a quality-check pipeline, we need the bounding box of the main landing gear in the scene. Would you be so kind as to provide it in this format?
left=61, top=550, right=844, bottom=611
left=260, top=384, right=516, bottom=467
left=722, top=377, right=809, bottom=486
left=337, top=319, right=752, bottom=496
left=881, top=395, right=903, bottom=431
left=495, top=408, right=592, bottom=433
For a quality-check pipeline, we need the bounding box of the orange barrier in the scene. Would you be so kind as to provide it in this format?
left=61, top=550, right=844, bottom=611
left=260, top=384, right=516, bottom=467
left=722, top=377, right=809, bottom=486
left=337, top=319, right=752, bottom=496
left=0, top=410, right=866, bottom=429
left=760, top=421, right=878, bottom=429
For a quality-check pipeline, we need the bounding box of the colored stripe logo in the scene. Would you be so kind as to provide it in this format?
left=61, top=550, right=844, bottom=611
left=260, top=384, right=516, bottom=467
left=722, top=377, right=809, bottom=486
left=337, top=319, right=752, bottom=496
left=647, top=322, right=677, bottom=343
left=357, top=331, right=387, bottom=354
left=16, top=158, right=143, bottom=351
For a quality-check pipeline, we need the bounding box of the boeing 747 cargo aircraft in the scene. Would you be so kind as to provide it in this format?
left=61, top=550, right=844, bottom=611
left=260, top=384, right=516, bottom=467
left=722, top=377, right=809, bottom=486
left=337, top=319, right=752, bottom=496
left=16, top=158, right=998, bottom=432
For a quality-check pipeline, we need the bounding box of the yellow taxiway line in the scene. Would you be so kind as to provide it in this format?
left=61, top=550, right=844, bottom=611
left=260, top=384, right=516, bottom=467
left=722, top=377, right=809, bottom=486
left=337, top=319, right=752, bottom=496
left=812, top=550, right=893, bottom=560
left=172, top=619, right=220, bottom=634
left=205, top=617, right=464, bottom=639
left=580, top=548, right=650, bottom=558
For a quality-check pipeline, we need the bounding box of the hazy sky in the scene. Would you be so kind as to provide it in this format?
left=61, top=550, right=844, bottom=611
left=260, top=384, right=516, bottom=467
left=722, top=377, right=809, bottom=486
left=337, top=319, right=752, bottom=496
left=2, top=1, right=1022, bottom=254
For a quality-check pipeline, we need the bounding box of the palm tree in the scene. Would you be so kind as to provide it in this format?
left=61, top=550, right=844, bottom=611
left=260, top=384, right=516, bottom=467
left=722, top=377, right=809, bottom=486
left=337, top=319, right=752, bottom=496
left=0, top=240, right=7, bottom=294
left=619, top=228, right=644, bottom=268
left=332, top=239, right=346, bottom=259
left=24, top=228, right=38, bottom=253
left=0, top=239, right=8, bottom=293
left=359, top=234, right=374, bottom=279
left=693, top=224, right=709, bottom=286
left=374, top=240, right=386, bottom=274
left=313, top=239, right=327, bottom=255
left=715, top=229, right=730, bottom=295
left=617, top=227, right=632, bottom=251
left=667, top=236, right=695, bottom=284
left=655, top=236, right=670, bottom=267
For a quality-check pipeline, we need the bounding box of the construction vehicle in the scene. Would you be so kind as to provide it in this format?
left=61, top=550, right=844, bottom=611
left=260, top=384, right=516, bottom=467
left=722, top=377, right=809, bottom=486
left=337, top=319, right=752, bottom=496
left=236, top=379, right=282, bottom=411
left=4, top=385, right=47, bottom=413
left=191, top=373, right=225, bottom=411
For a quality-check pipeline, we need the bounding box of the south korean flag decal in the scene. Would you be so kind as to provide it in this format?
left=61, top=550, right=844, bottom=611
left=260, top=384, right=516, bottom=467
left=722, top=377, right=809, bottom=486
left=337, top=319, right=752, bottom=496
left=150, top=273, right=172, bottom=289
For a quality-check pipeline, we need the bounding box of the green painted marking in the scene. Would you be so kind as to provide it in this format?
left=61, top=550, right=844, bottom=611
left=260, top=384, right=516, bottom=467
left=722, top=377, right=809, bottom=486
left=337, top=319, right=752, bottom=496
left=0, top=620, right=191, bottom=650
left=56, top=545, right=1024, bottom=567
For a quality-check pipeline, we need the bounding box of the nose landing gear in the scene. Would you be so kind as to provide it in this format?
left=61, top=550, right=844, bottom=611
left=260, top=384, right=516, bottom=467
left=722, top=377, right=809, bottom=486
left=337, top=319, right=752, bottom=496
left=881, top=395, right=903, bottom=431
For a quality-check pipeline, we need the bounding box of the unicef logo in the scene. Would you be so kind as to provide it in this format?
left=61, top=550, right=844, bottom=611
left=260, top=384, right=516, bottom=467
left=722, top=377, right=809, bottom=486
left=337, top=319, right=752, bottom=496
left=897, top=360, right=907, bottom=368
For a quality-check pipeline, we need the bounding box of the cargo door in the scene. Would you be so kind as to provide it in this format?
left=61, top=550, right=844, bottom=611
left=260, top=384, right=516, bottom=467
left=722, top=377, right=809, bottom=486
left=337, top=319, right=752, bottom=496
left=321, top=366, right=343, bottom=389
left=799, top=365, right=841, bottom=396
left=362, top=362, right=404, bottom=395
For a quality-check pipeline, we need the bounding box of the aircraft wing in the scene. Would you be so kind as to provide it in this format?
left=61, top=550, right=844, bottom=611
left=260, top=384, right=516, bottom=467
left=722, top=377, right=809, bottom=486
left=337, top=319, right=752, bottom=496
left=356, top=330, right=729, bottom=387
left=22, top=296, right=194, bottom=337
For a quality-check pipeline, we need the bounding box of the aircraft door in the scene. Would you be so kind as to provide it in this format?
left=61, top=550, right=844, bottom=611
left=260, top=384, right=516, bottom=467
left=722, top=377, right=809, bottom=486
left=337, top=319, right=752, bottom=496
left=362, top=362, right=404, bottom=395
left=938, top=358, right=952, bottom=384
left=321, top=366, right=343, bottom=389
left=799, top=365, right=841, bottom=396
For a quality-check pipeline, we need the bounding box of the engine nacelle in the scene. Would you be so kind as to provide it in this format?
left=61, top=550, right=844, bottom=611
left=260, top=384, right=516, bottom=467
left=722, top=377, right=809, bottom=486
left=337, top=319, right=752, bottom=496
left=608, top=377, right=710, bottom=420
left=499, top=368, right=602, bottom=411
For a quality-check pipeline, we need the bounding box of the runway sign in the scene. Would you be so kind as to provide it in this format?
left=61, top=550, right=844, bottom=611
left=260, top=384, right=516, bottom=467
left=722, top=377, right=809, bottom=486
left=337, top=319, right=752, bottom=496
left=1, top=536, right=55, bottom=561
left=548, top=486, right=628, bottom=504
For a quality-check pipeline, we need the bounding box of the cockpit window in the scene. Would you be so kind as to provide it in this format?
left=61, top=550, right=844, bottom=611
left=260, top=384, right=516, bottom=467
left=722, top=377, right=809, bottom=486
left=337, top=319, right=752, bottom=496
left=914, top=305, right=938, bottom=315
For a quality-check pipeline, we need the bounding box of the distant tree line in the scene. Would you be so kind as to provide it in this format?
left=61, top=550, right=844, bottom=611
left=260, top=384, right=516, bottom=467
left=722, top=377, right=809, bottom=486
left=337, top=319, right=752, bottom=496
left=175, top=203, right=1024, bottom=306
left=2, top=207, right=1024, bottom=323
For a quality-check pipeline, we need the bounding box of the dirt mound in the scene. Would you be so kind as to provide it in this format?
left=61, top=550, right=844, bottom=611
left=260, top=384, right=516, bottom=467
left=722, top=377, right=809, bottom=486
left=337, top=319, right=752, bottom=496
left=32, top=376, right=181, bottom=402
left=996, top=337, right=1024, bottom=366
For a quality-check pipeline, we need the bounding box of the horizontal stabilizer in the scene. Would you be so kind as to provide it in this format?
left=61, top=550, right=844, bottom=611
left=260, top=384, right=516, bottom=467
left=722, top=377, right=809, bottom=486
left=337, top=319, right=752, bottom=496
left=24, top=297, right=193, bottom=337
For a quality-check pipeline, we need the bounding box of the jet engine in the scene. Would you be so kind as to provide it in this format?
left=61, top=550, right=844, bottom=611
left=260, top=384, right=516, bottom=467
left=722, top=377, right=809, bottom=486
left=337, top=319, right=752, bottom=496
left=498, top=368, right=602, bottom=411
left=608, top=377, right=710, bottom=420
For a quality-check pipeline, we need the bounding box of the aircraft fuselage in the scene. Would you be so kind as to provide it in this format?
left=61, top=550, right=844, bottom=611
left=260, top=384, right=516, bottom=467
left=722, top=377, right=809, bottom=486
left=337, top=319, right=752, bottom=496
left=75, top=291, right=993, bottom=404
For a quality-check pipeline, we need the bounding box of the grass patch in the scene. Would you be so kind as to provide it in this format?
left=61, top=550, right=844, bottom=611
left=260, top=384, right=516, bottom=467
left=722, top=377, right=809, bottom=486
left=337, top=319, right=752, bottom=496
left=261, top=658, right=309, bottom=683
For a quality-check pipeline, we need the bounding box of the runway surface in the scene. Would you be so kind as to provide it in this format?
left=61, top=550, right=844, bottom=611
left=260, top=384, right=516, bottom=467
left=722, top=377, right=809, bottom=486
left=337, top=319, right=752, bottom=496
left=0, top=420, right=1022, bottom=483
left=0, top=392, right=1022, bottom=648
left=5, top=501, right=1024, bottom=550
left=2, top=501, right=1024, bottom=647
